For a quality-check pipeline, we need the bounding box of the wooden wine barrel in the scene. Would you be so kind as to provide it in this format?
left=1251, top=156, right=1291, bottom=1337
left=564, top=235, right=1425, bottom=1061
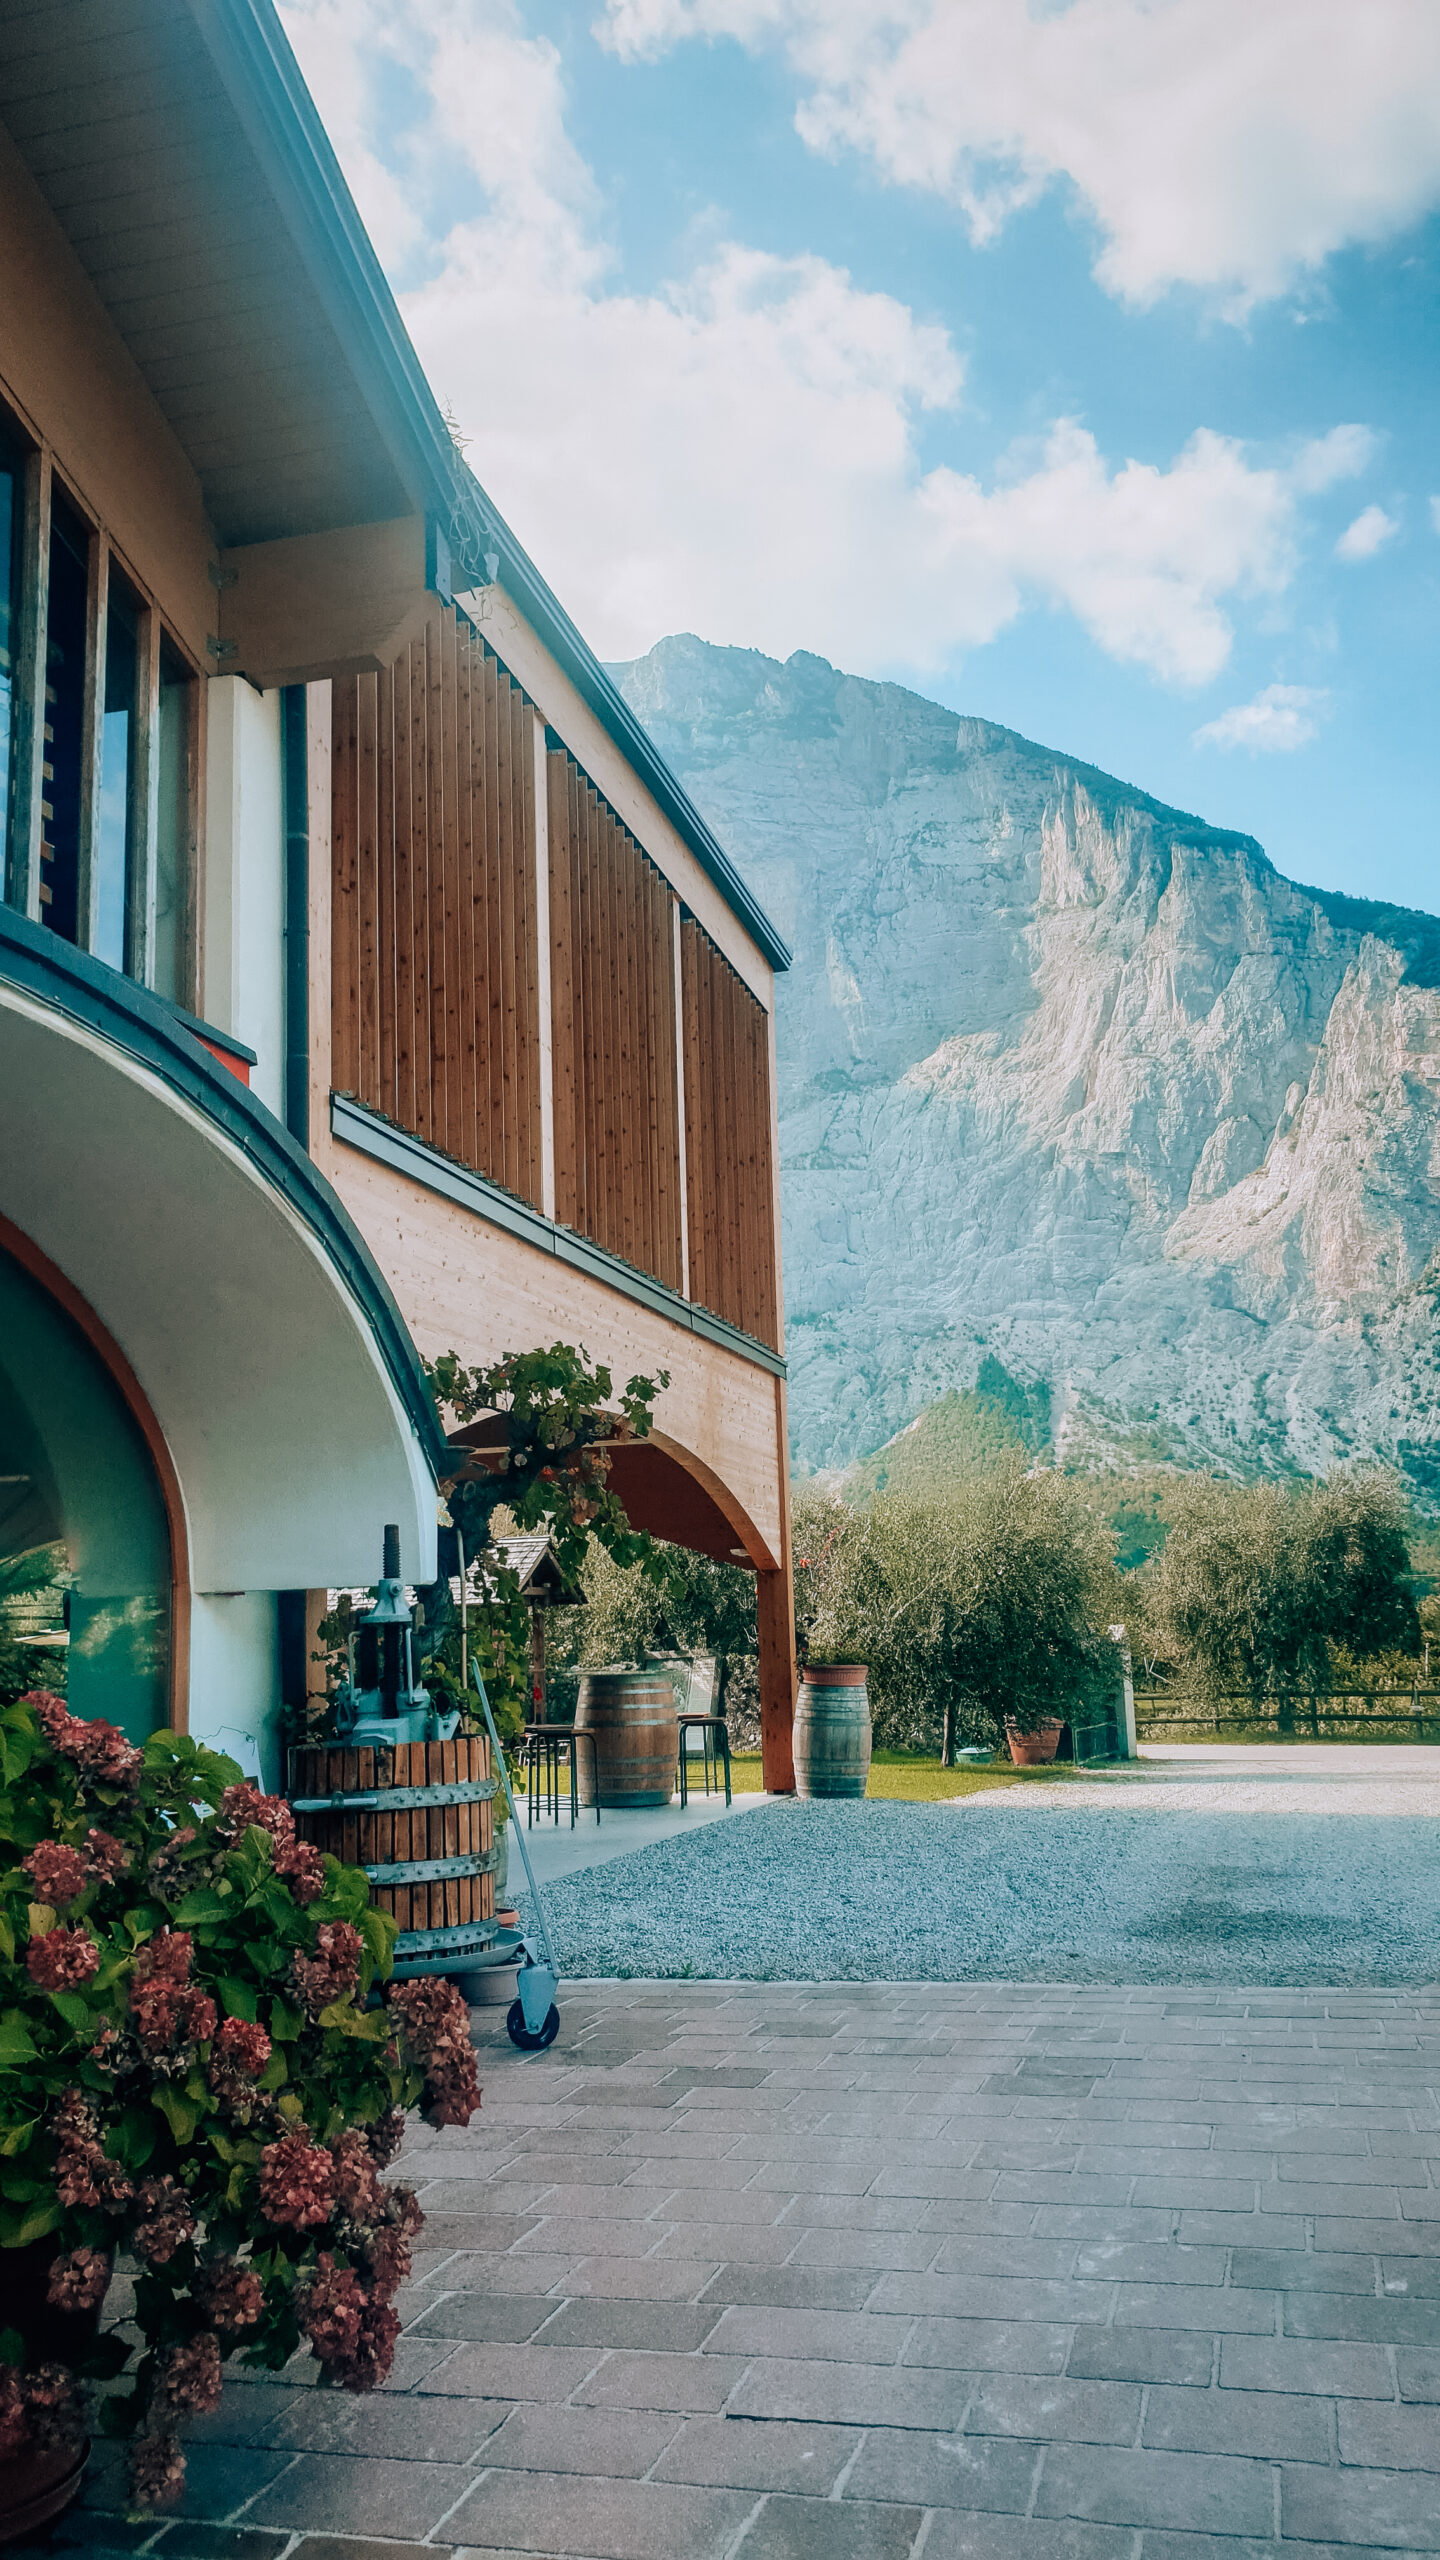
left=289, top=1735, right=498, bottom=1974
left=794, top=1666, right=872, bottom=1799
left=575, top=1669, right=678, bottom=1809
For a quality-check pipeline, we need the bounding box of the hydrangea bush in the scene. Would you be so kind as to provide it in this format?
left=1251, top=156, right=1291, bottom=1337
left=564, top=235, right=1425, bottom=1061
left=0, top=1690, right=480, bottom=2507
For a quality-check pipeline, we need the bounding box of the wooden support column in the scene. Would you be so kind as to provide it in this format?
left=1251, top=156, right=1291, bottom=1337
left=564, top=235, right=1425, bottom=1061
left=533, top=714, right=556, bottom=1219
left=306, top=680, right=333, bottom=1156
left=757, top=1555, right=796, bottom=1795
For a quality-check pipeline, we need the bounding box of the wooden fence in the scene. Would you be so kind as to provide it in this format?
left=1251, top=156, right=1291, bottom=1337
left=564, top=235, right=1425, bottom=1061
left=1136, top=1691, right=1440, bottom=1740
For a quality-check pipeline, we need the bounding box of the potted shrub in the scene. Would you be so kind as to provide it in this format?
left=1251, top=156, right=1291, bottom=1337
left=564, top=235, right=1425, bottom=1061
left=1004, top=1714, right=1064, bottom=1767
left=0, top=1689, right=480, bottom=2536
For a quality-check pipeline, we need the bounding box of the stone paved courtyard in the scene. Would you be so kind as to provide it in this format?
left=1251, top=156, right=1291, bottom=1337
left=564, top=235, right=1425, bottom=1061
left=72, top=1975, right=1440, bottom=2559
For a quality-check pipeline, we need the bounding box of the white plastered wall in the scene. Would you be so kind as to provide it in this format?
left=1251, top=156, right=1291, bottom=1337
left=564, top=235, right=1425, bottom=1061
left=202, top=676, right=285, bottom=1115
left=189, top=1593, right=281, bottom=1789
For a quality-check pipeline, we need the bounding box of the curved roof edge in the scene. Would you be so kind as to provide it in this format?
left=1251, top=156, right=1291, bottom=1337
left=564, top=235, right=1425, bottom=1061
left=0, top=909, right=447, bottom=1478
left=208, top=0, right=792, bottom=976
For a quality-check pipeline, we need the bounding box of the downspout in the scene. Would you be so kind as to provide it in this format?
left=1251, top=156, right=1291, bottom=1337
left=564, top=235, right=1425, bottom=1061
left=281, top=684, right=309, bottom=1148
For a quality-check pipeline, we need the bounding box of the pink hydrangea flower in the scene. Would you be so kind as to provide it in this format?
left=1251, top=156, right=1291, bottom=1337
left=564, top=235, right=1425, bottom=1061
left=23, top=1841, right=88, bottom=1905
left=46, top=2246, right=111, bottom=2312
left=27, top=1925, right=99, bottom=1993
left=199, top=2257, right=264, bottom=2332
left=258, top=2128, right=336, bottom=2230
left=132, top=2176, right=197, bottom=2265
left=83, top=1826, right=130, bottom=1882
left=291, top=1921, right=362, bottom=2018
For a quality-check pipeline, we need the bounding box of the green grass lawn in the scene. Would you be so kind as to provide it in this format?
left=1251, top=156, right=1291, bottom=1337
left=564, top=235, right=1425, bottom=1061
left=723, top=1749, right=1075, bottom=1799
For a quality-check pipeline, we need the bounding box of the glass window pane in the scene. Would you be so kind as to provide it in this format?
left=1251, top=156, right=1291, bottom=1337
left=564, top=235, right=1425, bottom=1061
left=40, top=499, right=88, bottom=946
left=0, top=442, right=21, bottom=886
left=94, top=578, right=139, bottom=973
left=153, top=637, right=191, bottom=1002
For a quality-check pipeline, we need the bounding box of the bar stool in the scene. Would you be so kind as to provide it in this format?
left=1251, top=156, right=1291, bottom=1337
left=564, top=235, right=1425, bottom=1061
left=676, top=1713, right=731, bottom=1807
left=522, top=1724, right=600, bottom=1828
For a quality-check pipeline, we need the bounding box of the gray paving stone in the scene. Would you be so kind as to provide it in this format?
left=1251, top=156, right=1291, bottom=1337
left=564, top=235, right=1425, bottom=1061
left=266, top=2393, right=509, bottom=2461
left=1218, top=2335, right=1394, bottom=2396
left=963, top=2374, right=1142, bottom=2445
left=1113, top=2284, right=1277, bottom=2333
left=1036, top=2444, right=1274, bottom=2535
left=558, top=2255, right=721, bottom=2298
left=1066, top=2328, right=1214, bottom=2386
left=571, top=2349, right=748, bottom=2410
left=1282, top=2461, right=1440, bottom=2548
left=1282, top=2292, right=1440, bottom=2345
left=449, top=2470, right=756, bottom=2557
left=1230, top=2249, right=1378, bottom=2292
left=1143, top=2382, right=1331, bottom=2459
left=651, top=2414, right=862, bottom=2491
left=1396, top=2352, right=1440, bottom=2401
left=244, top=2452, right=475, bottom=2537
left=1071, top=2244, right=1226, bottom=2287
left=903, top=2316, right=1074, bottom=2374
left=474, top=2402, right=681, bottom=2476
left=536, top=2299, right=724, bottom=2351
left=702, top=2265, right=876, bottom=2311
left=729, top=2356, right=969, bottom=2431
left=1336, top=2401, right=1440, bottom=2468
left=422, top=2342, right=607, bottom=2398
left=700, top=2305, right=913, bottom=2362
left=920, top=2522, right=1136, bottom=2560
left=844, top=2423, right=1040, bottom=2511
left=738, top=2493, right=923, bottom=2558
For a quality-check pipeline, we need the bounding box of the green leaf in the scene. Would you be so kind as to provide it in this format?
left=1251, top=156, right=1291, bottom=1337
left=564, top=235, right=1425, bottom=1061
left=9, top=2200, right=60, bottom=2245
left=49, top=1990, right=98, bottom=2033
left=0, top=1914, right=13, bottom=1963
left=317, top=2001, right=390, bottom=2041
left=268, top=1998, right=303, bottom=2043
left=0, top=2119, right=37, bottom=2159
left=0, top=2329, right=22, bottom=2370
left=153, top=2085, right=203, bottom=2145
left=111, top=2104, right=157, bottom=2171
left=171, top=1886, right=230, bottom=1926
left=0, top=2015, right=36, bottom=2069
left=217, top=1977, right=258, bottom=2022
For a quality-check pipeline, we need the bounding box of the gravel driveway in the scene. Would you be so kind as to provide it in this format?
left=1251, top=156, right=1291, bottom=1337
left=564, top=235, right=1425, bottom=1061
left=524, top=1745, right=1440, bottom=1986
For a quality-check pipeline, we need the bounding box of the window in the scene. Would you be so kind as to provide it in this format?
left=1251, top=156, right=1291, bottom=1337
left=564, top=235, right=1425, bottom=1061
left=0, top=433, right=200, bottom=1008
left=40, top=495, right=88, bottom=942
left=153, top=635, right=193, bottom=1005
left=0, top=433, right=20, bottom=872
left=94, top=573, right=139, bottom=972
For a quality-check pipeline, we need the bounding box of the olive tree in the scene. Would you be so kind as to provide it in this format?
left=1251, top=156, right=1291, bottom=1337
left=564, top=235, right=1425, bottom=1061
left=1149, top=1469, right=1418, bottom=1721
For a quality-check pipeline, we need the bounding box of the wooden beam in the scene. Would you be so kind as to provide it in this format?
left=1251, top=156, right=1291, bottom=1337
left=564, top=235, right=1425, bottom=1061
left=671, top=894, right=690, bottom=1300
left=756, top=1558, right=796, bottom=1795
left=533, top=712, right=557, bottom=1220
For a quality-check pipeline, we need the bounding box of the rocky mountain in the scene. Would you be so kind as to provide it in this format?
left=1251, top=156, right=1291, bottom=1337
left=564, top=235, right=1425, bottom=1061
left=612, top=635, right=1440, bottom=1496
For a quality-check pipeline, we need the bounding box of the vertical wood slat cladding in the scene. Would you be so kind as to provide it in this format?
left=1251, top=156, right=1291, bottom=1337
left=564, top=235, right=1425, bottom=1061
left=545, top=748, right=685, bottom=1297
left=680, top=917, right=780, bottom=1351
left=332, top=603, right=543, bottom=1209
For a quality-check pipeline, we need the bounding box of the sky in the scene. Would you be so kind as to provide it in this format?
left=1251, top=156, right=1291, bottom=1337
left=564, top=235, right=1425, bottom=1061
left=277, top=0, right=1440, bottom=912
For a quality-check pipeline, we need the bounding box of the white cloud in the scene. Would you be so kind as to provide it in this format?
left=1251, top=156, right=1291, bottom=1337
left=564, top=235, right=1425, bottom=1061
left=276, top=0, right=1380, bottom=684
left=599, top=0, right=1440, bottom=312
left=1193, top=684, right=1329, bottom=754
left=1335, top=504, right=1399, bottom=561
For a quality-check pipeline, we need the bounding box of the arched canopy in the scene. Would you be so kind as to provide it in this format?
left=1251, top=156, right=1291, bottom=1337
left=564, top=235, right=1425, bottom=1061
left=0, top=914, right=441, bottom=1593
left=446, top=1419, right=776, bottom=1571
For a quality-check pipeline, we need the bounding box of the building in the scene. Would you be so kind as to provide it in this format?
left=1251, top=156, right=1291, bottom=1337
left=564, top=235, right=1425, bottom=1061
left=0, top=0, right=796, bottom=1791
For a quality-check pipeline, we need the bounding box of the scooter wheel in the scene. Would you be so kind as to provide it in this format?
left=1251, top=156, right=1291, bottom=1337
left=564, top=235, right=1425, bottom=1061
left=506, top=1999, right=560, bottom=2052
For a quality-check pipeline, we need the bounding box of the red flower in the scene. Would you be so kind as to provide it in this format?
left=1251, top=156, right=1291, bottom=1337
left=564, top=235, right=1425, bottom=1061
left=214, top=2016, right=271, bottom=2076
left=274, top=1832, right=326, bottom=1902
left=129, top=2428, right=185, bottom=2507
left=299, top=2253, right=364, bottom=2364
left=218, top=1781, right=294, bottom=1842
left=258, top=2128, right=336, bottom=2230
left=199, top=2257, right=264, bottom=2333
left=22, top=1841, right=88, bottom=1906
left=27, top=1926, right=99, bottom=1992
left=291, top=1921, right=362, bottom=2018
left=83, top=1826, right=130, bottom=1882
left=46, top=2246, right=111, bottom=2313
left=386, top=1978, right=481, bottom=2129
left=156, top=2333, right=221, bottom=2417
left=335, top=2297, right=400, bottom=2392
left=132, top=2176, right=196, bottom=2265
left=28, top=1692, right=141, bottom=1788
left=330, top=2129, right=383, bottom=2223
left=51, top=2089, right=132, bottom=2215
left=130, top=1930, right=213, bottom=2054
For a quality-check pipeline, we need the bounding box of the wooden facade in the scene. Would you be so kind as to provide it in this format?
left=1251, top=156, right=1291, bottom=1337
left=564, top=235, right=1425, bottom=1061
left=330, top=603, right=783, bottom=1354
left=331, top=603, right=544, bottom=1210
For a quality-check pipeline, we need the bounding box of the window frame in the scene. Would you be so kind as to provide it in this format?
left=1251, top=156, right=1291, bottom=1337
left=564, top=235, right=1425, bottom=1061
left=0, top=407, right=202, bottom=1013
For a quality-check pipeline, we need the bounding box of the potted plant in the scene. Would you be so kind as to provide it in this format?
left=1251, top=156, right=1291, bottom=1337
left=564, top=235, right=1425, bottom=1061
left=1004, top=1714, right=1064, bottom=1767
left=0, top=1689, right=480, bottom=2536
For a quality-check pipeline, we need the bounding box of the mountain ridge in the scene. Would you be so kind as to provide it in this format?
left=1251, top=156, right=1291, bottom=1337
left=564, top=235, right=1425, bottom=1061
left=612, top=634, right=1440, bottom=1498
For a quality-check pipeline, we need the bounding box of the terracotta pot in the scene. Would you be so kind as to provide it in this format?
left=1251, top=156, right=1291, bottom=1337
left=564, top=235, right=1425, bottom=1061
left=1005, top=1718, right=1063, bottom=1768
left=0, top=2239, right=98, bottom=2546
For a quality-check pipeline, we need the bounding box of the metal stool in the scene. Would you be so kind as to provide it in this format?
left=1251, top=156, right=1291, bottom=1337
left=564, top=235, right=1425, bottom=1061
left=677, top=1712, right=731, bottom=1807
left=522, top=1724, right=600, bottom=1827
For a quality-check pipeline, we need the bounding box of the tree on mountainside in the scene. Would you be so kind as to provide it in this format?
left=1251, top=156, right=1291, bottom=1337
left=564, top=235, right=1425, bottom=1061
left=1147, top=1471, right=1418, bottom=1722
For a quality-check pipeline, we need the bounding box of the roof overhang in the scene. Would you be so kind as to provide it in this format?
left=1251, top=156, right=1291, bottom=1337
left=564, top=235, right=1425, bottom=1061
left=0, top=913, right=442, bottom=1589
left=446, top=1419, right=775, bottom=1571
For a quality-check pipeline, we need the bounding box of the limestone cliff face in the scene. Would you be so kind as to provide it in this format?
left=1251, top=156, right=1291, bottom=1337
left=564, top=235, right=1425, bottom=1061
left=612, top=635, right=1440, bottom=1491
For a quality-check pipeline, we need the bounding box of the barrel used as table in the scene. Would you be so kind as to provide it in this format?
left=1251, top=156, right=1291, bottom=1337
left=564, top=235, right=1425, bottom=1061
left=793, top=1665, right=872, bottom=1799
left=289, top=1735, right=498, bottom=1976
left=575, top=1669, right=678, bottom=1809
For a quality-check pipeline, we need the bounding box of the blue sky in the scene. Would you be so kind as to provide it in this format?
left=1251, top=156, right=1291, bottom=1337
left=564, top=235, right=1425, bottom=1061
left=280, top=0, right=1440, bottom=911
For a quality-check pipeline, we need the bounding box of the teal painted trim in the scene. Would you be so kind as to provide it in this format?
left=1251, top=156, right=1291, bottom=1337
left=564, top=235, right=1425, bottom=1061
left=193, top=4, right=790, bottom=977
left=167, top=1002, right=258, bottom=1069
left=0, top=908, right=446, bottom=1476
left=331, top=1093, right=787, bottom=1380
